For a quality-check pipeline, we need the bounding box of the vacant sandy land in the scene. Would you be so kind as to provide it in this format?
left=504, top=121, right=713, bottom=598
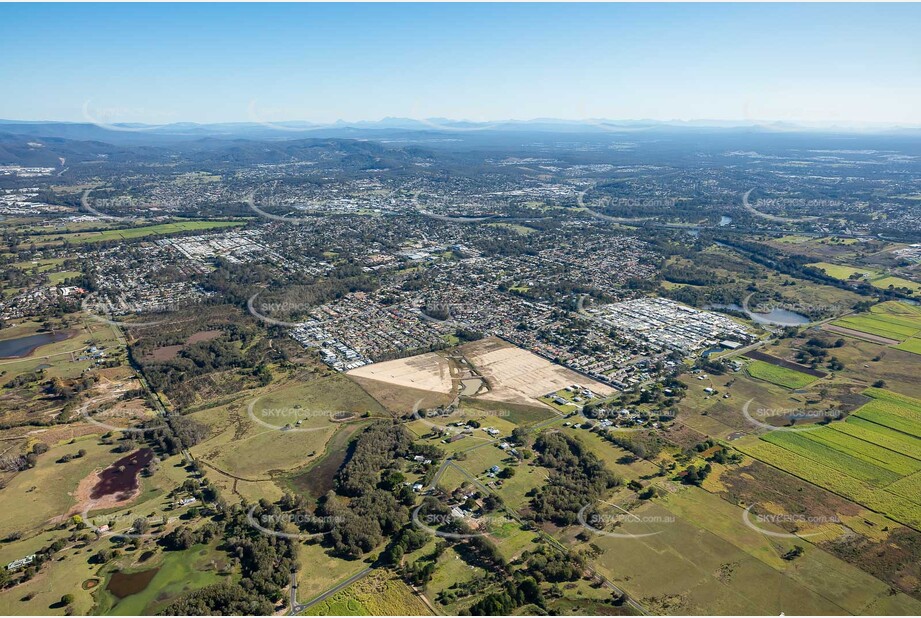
left=347, top=352, right=453, bottom=393
left=461, top=337, right=613, bottom=405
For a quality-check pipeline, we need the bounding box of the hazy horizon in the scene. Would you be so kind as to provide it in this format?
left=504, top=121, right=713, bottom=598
left=2, top=3, right=920, bottom=126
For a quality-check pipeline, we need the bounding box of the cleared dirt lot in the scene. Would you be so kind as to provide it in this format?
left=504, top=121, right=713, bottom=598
left=460, top=337, right=613, bottom=405
left=347, top=352, right=453, bottom=393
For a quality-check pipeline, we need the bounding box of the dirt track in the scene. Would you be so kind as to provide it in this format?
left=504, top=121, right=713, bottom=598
left=822, top=324, right=900, bottom=346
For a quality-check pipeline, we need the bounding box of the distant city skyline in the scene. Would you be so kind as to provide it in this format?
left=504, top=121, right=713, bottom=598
left=2, top=3, right=920, bottom=125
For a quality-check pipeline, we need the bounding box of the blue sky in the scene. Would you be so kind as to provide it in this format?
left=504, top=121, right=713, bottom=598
left=1, top=3, right=919, bottom=125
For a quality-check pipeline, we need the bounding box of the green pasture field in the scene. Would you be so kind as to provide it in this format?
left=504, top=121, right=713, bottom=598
left=296, top=542, right=372, bottom=605
left=190, top=374, right=386, bottom=485
left=0, top=449, right=199, bottom=616
left=809, top=262, right=878, bottom=280
left=651, top=486, right=921, bottom=613
left=819, top=331, right=921, bottom=399
left=745, top=360, right=820, bottom=390
left=95, top=543, right=229, bottom=615
left=424, top=546, right=486, bottom=613
left=454, top=442, right=511, bottom=479
left=488, top=520, right=540, bottom=563
left=673, top=368, right=806, bottom=438
left=0, top=538, right=100, bottom=616
left=493, top=460, right=549, bottom=511
left=26, top=220, right=245, bottom=247
left=0, top=437, right=126, bottom=540
left=11, top=257, right=69, bottom=272
left=873, top=276, right=921, bottom=293
left=486, top=222, right=537, bottom=235
left=809, top=262, right=921, bottom=294
left=431, top=464, right=471, bottom=495
left=462, top=398, right=558, bottom=426
left=558, top=426, right=660, bottom=480
left=584, top=494, right=915, bottom=615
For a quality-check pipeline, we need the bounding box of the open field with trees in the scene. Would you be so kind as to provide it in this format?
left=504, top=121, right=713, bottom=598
left=809, top=262, right=921, bottom=295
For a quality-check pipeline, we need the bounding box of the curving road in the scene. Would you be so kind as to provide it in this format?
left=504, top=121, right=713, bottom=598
left=742, top=188, right=818, bottom=224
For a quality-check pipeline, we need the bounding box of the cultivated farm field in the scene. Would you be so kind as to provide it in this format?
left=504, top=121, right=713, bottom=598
left=736, top=387, right=921, bottom=529
left=832, top=301, right=921, bottom=343
left=745, top=359, right=820, bottom=390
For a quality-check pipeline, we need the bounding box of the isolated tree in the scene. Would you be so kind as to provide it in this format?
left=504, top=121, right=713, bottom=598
left=132, top=517, right=150, bottom=534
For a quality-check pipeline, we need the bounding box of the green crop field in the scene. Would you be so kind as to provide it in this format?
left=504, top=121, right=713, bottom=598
left=734, top=439, right=921, bottom=528
left=887, top=471, right=921, bottom=503
left=854, top=406, right=921, bottom=438
left=829, top=419, right=921, bottom=461
left=745, top=360, right=819, bottom=389
left=736, top=387, right=921, bottom=529
left=832, top=301, right=921, bottom=342
left=852, top=388, right=921, bottom=439
left=761, top=431, right=901, bottom=487
left=833, top=316, right=918, bottom=341
left=833, top=416, right=921, bottom=459
left=802, top=427, right=921, bottom=476
left=894, top=337, right=921, bottom=355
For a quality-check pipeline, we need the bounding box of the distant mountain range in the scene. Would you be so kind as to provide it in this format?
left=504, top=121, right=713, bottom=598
left=2, top=117, right=920, bottom=147
left=3, top=116, right=921, bottom=167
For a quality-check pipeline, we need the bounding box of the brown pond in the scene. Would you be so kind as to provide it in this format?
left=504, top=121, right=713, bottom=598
left=105, top=568, right=160, bottom=599
left=90, top=448, right=154, bottom=500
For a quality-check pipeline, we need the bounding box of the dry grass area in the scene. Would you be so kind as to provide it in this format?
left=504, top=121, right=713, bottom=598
left=348, top=376, right=454, bottom=414
left=347, top=352, right=456, bottom=413
left=460, top=337, right=613, bottom=405
left=347, top=352, right=453, bottom=393
left=347, top=338, right=613, bottom=412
